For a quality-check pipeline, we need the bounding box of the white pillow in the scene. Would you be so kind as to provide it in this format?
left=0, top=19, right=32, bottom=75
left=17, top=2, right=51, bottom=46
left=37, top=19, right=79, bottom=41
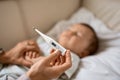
left=38, top=7, right=120, bottom=80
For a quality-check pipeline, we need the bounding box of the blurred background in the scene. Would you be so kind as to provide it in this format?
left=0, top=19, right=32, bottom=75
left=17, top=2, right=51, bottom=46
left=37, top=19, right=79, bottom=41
left=0, top=0, right=120, bottom=51
left=0, top=0, right=80, bottom=50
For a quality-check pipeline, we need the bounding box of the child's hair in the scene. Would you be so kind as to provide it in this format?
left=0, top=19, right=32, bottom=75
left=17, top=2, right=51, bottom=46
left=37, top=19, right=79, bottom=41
left=80, top=23, right=99, bottom=55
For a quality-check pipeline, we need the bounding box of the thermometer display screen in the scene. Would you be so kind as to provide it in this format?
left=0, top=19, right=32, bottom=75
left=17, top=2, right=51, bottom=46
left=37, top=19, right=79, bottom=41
left=51, top=42, right=56, bottom=47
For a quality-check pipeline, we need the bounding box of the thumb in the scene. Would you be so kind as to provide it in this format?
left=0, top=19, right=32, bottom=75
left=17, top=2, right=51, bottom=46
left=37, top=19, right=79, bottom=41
left=26, top=45, right=40, bottom=53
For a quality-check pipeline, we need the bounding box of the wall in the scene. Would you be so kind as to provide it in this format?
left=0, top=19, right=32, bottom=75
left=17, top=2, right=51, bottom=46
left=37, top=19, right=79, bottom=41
left=0, top=0, right=81, bottom=50
left=83, top=0, right=120, bottom=31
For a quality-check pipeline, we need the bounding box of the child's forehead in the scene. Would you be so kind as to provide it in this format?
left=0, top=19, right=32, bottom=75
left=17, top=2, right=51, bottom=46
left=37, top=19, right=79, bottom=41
left=70, top=24, right=90, bottom=31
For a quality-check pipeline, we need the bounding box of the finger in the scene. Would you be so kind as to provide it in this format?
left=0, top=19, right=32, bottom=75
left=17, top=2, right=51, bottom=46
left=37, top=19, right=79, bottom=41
left=50, top=48, right=55, bottom=54
left=50, top=58, right=57, bottom=66
left=26, top=52, right=29, bottom=56
left=34, top=52, right=40, bottom=58
left=23, top=40, right=35, bottom=47
left=49, top=49, right=58, bottom=65
left=64, top=50, right=72, bottom=66
left=52, top=50, right=72, bottom=72
left=55, top=54, right=63, bottom=65
left=50, top=59, right=57, bottom=66
left=45, top=49, right=61, bottom=64
left=25, top=52, right=30, bottom=60
left=27, top=40, right=36, bottom=45
left=55, top=58, right=60, bottom=66
left=26, top=45, right=39, bottom=52
left=60, top=56, right=65, bottom=65
left=29, top=51, right=33, bottom=59
left=50, top=62, right=54, bottom=66
left=21, top=59, right=33, bottom=67
left=30, top=40, right=41, bottom=53
left=32, top=52, right=36, bottom=58
left=50, top=58, right=56, bottom=66
left=36, top=53, right=40, bottom=57
left=25, top=40, right=40, bottom=53
left=32, top=41, right=41, bottom=53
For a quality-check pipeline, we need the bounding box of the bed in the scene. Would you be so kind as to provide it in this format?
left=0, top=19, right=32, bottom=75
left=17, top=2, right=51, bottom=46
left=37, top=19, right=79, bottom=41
left=0, top=0, right=120, bottom=80
left=37, top=0, right=120, bottom=80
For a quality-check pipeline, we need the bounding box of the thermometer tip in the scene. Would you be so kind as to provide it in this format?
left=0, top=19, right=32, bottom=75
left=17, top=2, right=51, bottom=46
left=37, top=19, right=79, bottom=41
left=33, top=27, right=36, bottom=30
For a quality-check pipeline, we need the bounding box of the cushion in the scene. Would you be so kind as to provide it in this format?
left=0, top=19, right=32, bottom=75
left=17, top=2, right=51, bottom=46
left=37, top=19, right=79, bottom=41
left=83, top=0, right=120, bottom=31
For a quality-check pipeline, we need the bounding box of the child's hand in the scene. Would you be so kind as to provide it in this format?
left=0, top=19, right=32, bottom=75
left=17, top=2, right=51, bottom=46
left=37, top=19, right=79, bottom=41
left=26, top=51, right=40, bottom=59
left=25, top=51, right=41, bottom=64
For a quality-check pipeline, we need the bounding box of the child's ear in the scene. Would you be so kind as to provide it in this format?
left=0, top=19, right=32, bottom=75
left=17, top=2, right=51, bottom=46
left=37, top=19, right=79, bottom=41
left=81, top=51, right=89, bottom=58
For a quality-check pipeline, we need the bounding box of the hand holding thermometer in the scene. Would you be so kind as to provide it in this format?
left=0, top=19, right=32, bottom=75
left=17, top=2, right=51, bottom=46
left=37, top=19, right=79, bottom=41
left=33, top=27, right=66, bottom=55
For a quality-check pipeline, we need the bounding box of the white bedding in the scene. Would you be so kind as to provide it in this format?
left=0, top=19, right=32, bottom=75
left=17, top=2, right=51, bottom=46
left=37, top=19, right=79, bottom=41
left=37, top=8, right=120, bottom=80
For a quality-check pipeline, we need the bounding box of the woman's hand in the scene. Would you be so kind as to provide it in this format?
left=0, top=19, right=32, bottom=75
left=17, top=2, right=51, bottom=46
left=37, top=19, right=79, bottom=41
left=26, top=49, right=72, bottom=80
left=0, top=40, right=42, bottom=67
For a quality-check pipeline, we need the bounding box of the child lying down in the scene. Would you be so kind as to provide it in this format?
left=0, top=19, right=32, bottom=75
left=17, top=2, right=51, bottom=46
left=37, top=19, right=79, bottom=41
left=0, top=23, right=99, bottom=80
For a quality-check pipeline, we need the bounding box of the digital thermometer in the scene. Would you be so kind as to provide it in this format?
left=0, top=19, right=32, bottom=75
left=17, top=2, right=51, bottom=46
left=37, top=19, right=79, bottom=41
left=33, top=27, right=66, bottom=55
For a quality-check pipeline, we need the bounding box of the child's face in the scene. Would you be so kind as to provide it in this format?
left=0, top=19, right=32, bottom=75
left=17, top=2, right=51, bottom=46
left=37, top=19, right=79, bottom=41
left=58, top=24, right=93, bottom=57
